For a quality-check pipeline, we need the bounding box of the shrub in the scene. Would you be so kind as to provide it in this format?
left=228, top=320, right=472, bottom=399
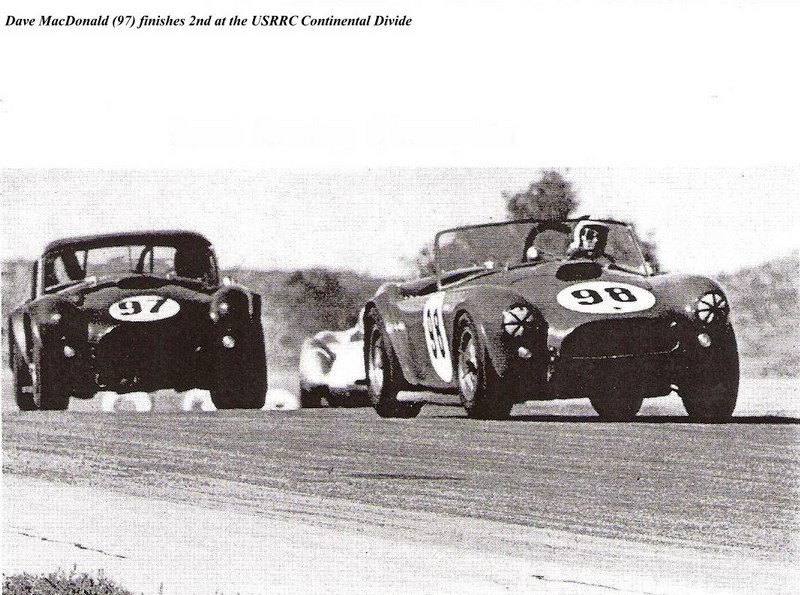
left=2, top=568, right=133, bottom=595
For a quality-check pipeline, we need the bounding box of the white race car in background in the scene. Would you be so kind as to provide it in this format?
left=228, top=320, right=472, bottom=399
left=299, top=323, right=369, bottom=408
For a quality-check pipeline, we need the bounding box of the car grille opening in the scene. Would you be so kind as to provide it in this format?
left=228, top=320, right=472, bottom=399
left=92, top=322, right=207, bottom=389
left=560, top=318, right=679, bottom=360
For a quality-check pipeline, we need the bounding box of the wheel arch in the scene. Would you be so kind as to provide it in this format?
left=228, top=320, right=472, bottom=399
left=363, top=300, right=413, bottom=389
left=17, top=311, right=35, bottom=364
left=7, top=320, right=17, bottom=367
left=450, top=287, right=543, bottom=378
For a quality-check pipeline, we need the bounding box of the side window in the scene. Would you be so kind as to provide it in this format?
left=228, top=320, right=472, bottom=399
left=140, top=246, right=177, bottom=276
left=43, top=255, right=73, bottom=290
left=52, top=257, right=70, bottom=285
left=42, top=251, right=87, bottom=292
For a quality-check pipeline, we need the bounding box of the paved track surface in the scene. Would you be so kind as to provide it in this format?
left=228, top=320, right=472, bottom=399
left=3, top=380, right=799, bottom=594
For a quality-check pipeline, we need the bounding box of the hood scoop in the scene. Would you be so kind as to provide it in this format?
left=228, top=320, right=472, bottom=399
left=116, top=275, right=168, bottom=290
left=556, top=261, right=602, bottom=281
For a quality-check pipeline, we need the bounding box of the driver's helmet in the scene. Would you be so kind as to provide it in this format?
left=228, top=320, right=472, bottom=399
left=173, top=247, right=208, bottom=279
left=570, top=221, right=609, bottom=255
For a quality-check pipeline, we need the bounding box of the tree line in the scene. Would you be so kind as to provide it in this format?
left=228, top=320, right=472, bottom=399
left=417, top=169, right=659, bottom=275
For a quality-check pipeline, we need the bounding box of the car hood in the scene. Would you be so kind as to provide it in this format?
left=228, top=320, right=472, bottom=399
left=493, top=260, right=718, bottom=338
left=54, top=275, right=215, bottom=320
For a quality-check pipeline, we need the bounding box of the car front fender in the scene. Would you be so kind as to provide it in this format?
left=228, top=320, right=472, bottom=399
left=210, top=285, right=261, bottom=325
left=452, top=287, right=546, bottom=378
left=27, top=296, right=87, bottom=349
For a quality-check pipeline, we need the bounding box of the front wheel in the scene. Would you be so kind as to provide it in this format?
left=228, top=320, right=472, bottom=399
left=456, top=318, right=513, bottom=420
left=679, top=326, right=739, bottom=423
left=589, top=394, right=643, bottom=421
left=365, top=312, right=421, bottom=418
left=13, top=349, right=37, bottom=411
left=32, top=342, right=70, bottom=411
left=210, top=323, right=267, bottom=410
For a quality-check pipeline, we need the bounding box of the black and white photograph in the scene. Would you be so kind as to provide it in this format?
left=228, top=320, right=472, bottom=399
left=2, top=2, right=798, bottom=595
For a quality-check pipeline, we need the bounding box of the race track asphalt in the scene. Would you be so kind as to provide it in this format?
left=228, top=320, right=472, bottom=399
left=2, top=379, right=799, bottom=594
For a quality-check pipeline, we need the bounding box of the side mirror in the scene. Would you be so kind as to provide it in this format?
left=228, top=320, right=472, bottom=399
left=644, top=262, right=654, bottom=276
left=525, top=246, right=540, bottom=261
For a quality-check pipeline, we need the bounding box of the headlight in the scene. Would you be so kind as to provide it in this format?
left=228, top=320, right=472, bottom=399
left=694, top=290, right=729, bottom=324
left=503, top=305, right=535, bottom=337
left=210, top=300, right=229, bottom=321
left=211, top=289, right=250, bottom=322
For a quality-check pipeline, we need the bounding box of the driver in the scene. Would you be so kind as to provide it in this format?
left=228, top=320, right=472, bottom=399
left=173, top=247, right=209, bottom=280
left=567, top=221, right=611, bottom=261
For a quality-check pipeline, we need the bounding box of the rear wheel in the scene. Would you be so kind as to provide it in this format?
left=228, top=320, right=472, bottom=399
left=365, top=311, right=421, bottom=419
left=32, top=341, right=70, bottom=411
left=456, top=319, right=513, bottom=420
left=589, top=394, right=643, bottom=421
left=13, top=349, right=37, bottom=411
left=210, top=323, right=267, bottom=410
left=679, top=326, right=739, bottom=423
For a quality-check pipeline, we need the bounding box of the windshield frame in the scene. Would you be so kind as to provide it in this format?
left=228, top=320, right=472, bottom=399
left=433, top=218, right=649, bottom=287
left=40, top=239, right=220, bottom=295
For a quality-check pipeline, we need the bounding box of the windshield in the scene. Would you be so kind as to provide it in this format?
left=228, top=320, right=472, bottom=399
left=42, top=242, right=217, bottom=292
left=435, top=220, right=648, bottom=276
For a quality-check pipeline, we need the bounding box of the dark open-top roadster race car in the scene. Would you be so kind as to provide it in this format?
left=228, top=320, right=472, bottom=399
left=364, top=218, right=739, bottom=422
left=7, top=231, right=267, bottom=410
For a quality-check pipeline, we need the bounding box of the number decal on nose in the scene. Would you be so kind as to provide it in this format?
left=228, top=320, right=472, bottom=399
left=557, top=282, right=655, bottom=313
left=109, top=296, right=181, bottom=322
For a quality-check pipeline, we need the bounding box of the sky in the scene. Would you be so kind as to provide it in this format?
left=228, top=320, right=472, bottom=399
left=2, top=167, right=797, bottom=277
left=1, top=1, right=798, bottom=277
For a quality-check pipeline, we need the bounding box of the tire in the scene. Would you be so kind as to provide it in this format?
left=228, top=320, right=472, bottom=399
left=456, top=318, right=514, bottom=420
left=13, top=349, right=37, bottom=411
left=354, top=391, right=373, bottom=407
left=679, top=326, right=739, bottom=423
left=300, top=386, right=326, bottom=408
left=210, top=323, right=267, bottom=410
left=365, top=311, right=422, bottom=419
left=589, top=394, right=643, bottom=421
left=325, top=391, right=344, bottom=408
left=32, top=341, right=70, bottom=411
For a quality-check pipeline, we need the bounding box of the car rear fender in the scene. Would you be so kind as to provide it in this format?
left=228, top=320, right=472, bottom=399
left=7, top=310, right=28, bottom=367
left=363, top=293, right=415, bottom=387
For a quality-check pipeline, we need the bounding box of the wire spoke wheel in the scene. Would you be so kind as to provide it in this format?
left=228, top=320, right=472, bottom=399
left=368, top=331, right=385, bottom=398
left=32, top=343, right=70, bottom=411
left=456, top=318, right=513, bottom=420
left=458, top=331, right=479, bottom=408
left=365, top=311, right=422, bottom=419
left=13, top=350, right=37, bottom=411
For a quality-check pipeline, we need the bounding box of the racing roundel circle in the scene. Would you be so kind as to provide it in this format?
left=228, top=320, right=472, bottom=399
left=109, top=295, right=181, bottom=322
left=556, top=281, right=656, bottom=314
left=422, top=292, right=453, bottom=382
